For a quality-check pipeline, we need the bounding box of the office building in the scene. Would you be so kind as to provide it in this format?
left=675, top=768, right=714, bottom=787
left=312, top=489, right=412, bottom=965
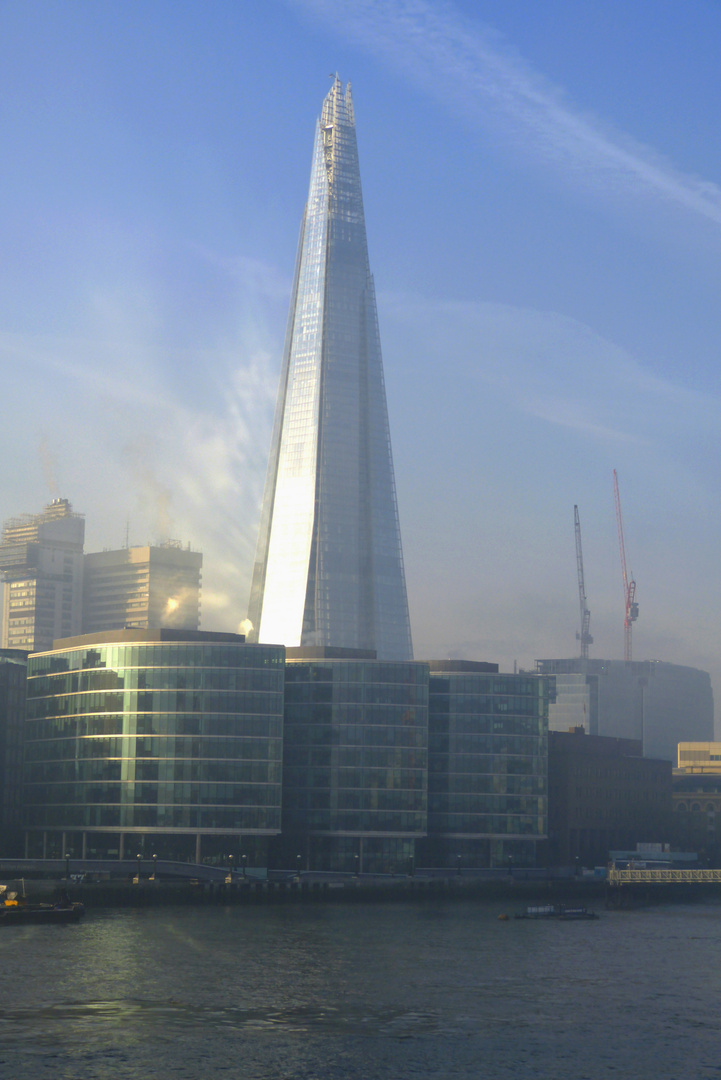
left=672, top=742, right=721, bottom=859
left=280, top=648, right=427, bottom=872
left=83, top=543, right=202, bottom=633
left=422, top=661, right=548, bottom=869
left=0, top=648, right=28, bottom=855
left=23, top=629, right=284, bottom=864
left=0, top=499, right=85, bottom=652
left=248, top=77, right=413, bottom=660
left=548, top=729, right=672, bottom=867
left=536, top=658, right=713, bottom=762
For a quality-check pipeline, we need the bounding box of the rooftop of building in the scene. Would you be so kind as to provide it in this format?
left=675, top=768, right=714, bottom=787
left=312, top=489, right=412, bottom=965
left=285, top=646, right=378, bottom=661
left=1, top=498, right=84, bottom=538
left=549, top=728, right=644, bottom=758
left=42, top=628, right=248, bottom=652
left=0, top=648, right=29, bottom=665
left=85, top=542, right=202, bottom=565
left=427, top=660, right=499, bottom=674
left=536, top=657, right=711, bottom=678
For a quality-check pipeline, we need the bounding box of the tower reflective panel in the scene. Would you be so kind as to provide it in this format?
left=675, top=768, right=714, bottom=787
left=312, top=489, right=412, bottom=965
left=248, top=79, right=413, bottom=660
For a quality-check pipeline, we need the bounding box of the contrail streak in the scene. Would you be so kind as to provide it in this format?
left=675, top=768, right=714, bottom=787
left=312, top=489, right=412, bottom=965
left=293, top=0, right=721, bottom=227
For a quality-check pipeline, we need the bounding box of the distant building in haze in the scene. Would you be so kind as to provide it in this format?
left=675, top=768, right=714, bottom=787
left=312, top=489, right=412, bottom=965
left=82, top=543, right=202, bottom=633
left=536, top=658, right=713, bottom=763
left=0, top=499, right=85, bottom=652
left=247, top=77, right=413, bottom=660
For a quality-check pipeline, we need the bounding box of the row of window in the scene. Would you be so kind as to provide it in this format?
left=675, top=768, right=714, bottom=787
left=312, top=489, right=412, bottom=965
left=284, top=723, right=426, bottom=748
left=30, top=645, right=284, bottom=674
left=430, top=737, right=543, bottom=758
left=283, top=766, right=425, bottom=790
left=285, top=684, right=426, bottom=706
left=430, top=814, right=543, bottom=835
left=25, top=736, right=281, bottom=763
left=283, top=809, right=425, bottom=832
left=285, top=663, right=427, bottom=686
left=24, top=780, right=282, bottom=804
left=429, top=774, right=545, bottom=796
left=24, top=805, right=281, bottom=830
left=26, top=691, right=283, bottom=719
left=25, top=715, right=283, bottom=741
left=428, top=794, right=545, bottom=815
left=28, top=667, right=282, bottom=696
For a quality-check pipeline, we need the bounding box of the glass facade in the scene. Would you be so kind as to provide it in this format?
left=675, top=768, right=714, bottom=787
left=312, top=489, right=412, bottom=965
left=280, top=653, right=428, bottom=872
left=23, top=631, right=284, bottom=861
left=424, top=663, right=548, bottom=868
left=248, top=77, right=413, bottom=661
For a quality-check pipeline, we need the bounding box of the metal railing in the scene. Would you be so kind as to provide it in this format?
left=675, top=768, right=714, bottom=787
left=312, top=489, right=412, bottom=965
left=608, top=867, right=721, bottom=885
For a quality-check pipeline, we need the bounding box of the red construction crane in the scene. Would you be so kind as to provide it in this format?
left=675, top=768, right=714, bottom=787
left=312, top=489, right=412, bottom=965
left=613, top=470, right=639, bottom=661
left=574, top=505, right=593, bottom=659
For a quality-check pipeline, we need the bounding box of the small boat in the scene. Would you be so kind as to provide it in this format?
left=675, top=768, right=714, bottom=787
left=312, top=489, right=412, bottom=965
left=0, top=886, right=85, bottom=926
left=515, top=903, right=598, bottom=921
left=557, top=906, right=599, bottom=921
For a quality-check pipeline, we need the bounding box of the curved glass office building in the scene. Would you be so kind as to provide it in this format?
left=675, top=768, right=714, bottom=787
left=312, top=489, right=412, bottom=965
left=24, top=630, right=284, bottom=863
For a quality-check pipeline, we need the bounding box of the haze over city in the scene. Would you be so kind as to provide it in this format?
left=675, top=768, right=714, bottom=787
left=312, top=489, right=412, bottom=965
left=2, top=1, right=719, bottom=705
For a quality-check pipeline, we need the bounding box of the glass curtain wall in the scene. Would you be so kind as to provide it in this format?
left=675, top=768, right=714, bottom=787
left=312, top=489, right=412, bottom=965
left=281, top=657, right=428, bottom=872
left=424, top=665, right=548, bottom=868
left=248, top=77, right=413, bottom=661
left=24, top=635, right=284, bottom=862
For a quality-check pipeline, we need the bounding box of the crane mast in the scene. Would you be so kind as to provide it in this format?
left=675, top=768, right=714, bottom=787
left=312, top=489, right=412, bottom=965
left=574, top=505, right=593, bottom=659
left=613, top=470, right=639, bottom=661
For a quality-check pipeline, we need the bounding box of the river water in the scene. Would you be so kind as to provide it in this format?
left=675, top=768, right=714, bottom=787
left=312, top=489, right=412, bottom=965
left=1, top=898, right=719, bottom=1079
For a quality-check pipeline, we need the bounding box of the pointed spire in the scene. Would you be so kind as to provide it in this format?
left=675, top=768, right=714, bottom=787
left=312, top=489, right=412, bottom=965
left=247, top=80, right=412, bottom=659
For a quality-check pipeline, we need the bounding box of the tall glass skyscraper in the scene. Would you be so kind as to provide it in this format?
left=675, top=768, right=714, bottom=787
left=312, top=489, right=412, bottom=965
left=248, top=78, right=413, bottom=661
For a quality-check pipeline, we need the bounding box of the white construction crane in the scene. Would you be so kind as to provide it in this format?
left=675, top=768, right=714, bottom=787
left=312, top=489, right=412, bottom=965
left=574, top=505, right=593, bottom=659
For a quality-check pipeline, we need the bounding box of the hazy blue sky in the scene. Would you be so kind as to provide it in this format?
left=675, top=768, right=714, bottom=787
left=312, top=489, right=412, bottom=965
left=2, top=0, right=720, bottom=708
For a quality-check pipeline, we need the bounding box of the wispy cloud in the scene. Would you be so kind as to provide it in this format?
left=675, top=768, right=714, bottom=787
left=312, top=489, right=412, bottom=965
left=293, top=0, right=721, bottom=228
left=381, top=292, right=721, bottom=471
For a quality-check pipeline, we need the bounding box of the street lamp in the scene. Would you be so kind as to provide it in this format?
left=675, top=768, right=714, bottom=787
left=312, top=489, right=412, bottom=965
left=508, top=855, right=514, bottom=877
left=241, top=854, right=247, bottom=878
left=152, top=853, right=157, bottom=881
left=354, top=853, right=360, bottom=877
left=136, top=853, right=142, bottom=883
left=296, top=854, right=302, bottom=879
left=65, top=849, right=72, bottom=881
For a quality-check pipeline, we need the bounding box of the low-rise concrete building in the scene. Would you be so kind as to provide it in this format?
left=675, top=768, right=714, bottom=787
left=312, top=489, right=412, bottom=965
left=549, top=728, right=672, bottom=867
